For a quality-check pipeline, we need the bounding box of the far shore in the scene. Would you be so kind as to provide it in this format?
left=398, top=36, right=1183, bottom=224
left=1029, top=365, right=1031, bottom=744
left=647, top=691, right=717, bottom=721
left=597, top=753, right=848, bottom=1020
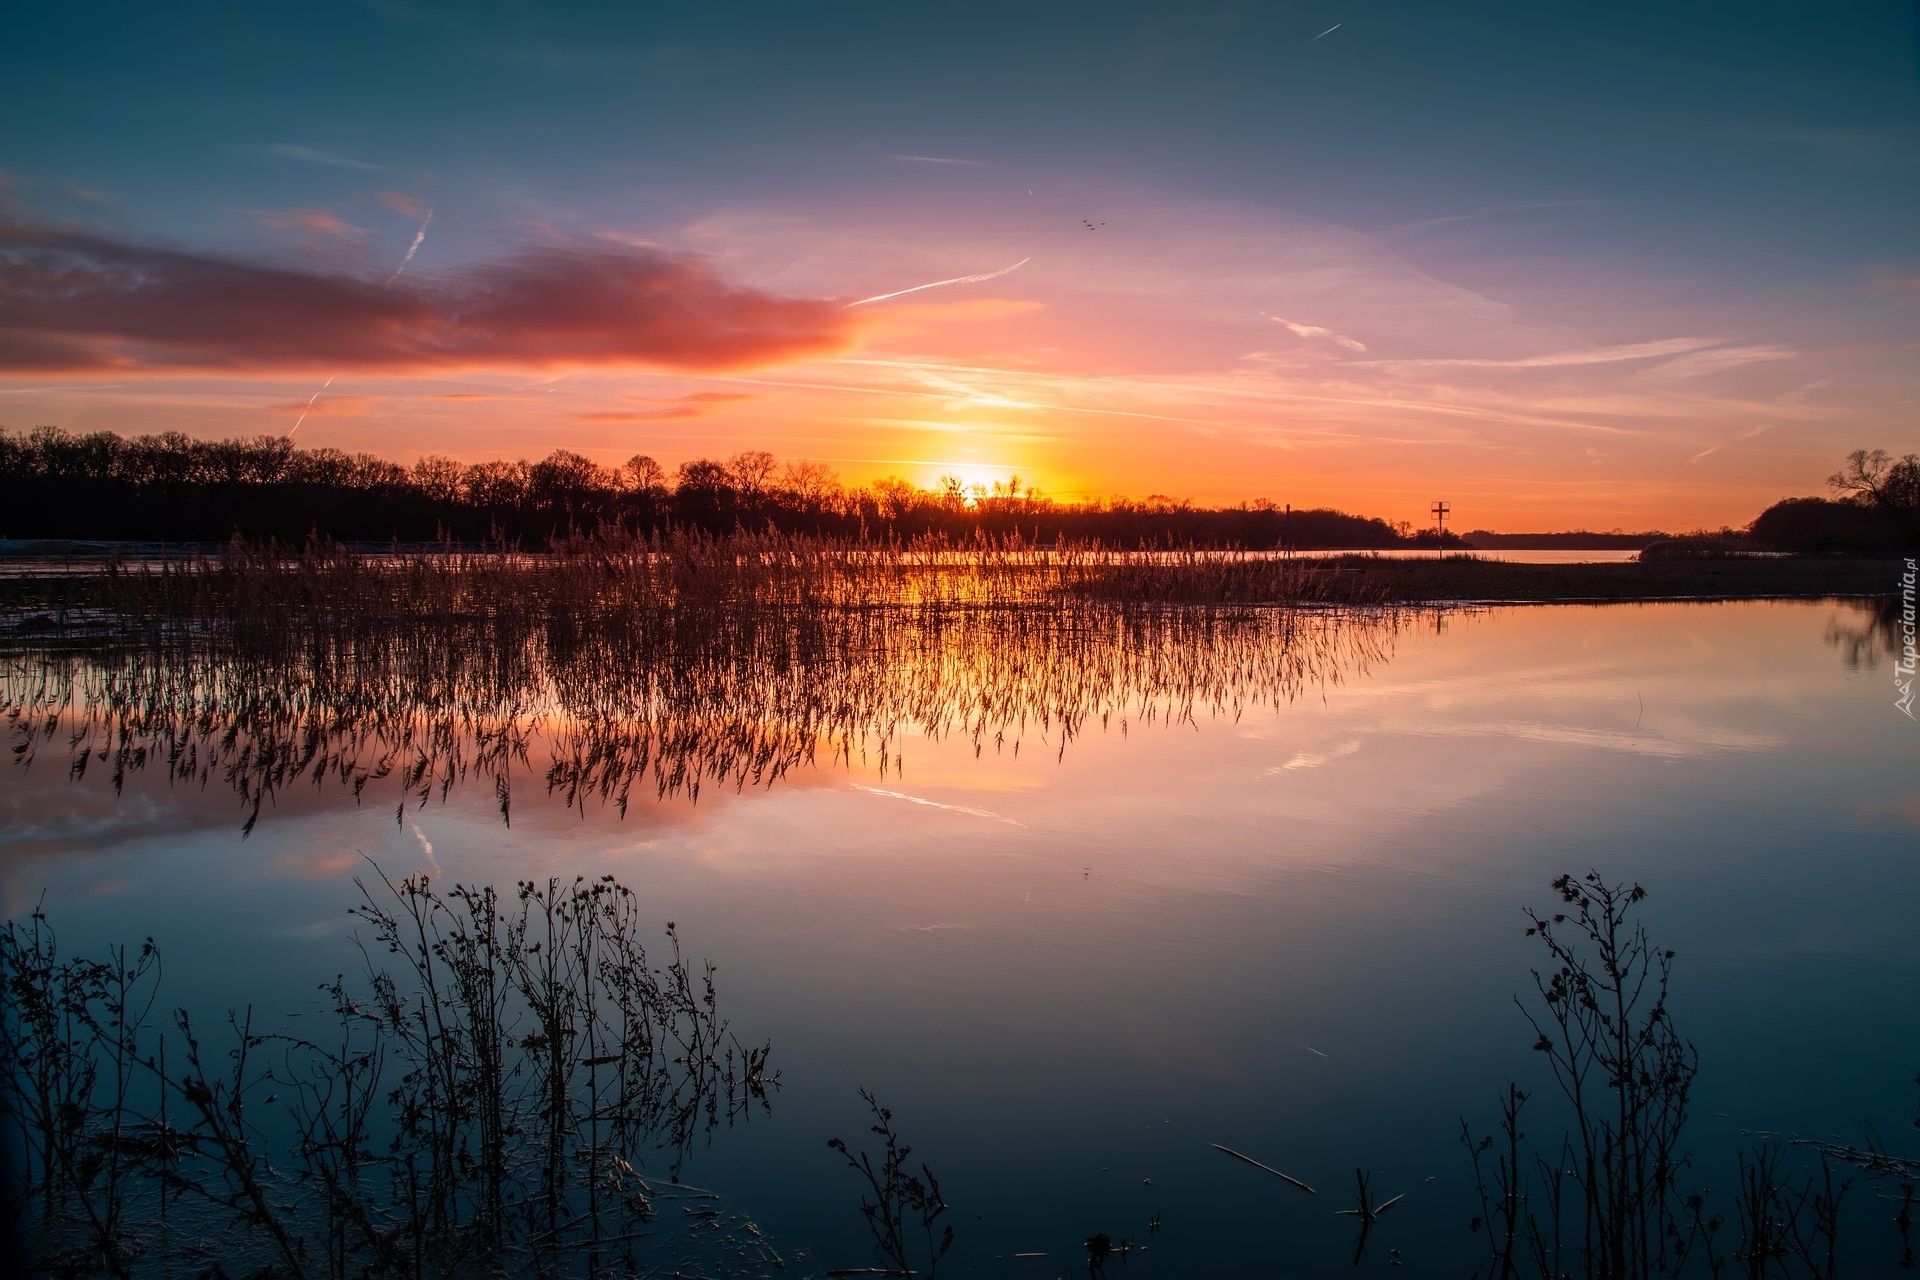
left=0, top=539, right=1906, bottom=618
left=1323, top=553, right=1904, bottom=603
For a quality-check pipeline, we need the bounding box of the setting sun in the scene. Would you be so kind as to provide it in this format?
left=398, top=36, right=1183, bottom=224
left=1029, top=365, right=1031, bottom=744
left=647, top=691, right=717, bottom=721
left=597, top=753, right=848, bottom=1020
left=925, top=462, right=1024, bottom=499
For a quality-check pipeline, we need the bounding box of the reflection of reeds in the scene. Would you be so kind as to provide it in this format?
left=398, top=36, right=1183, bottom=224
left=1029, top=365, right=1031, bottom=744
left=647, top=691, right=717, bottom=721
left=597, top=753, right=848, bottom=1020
left=0, top=868, right=775, bottom=1277
left=1462, top=874, right=1705, bottom=1278
left=3, top=536, right=1411, bottom=829
left=827, top=1090, right=954, bottom=1279
left=1460, top=873, right=1916, bottom=1277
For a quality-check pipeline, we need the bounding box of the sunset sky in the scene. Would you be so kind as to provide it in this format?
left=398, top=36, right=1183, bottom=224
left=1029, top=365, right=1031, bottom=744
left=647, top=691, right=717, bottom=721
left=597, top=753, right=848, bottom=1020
left=3, top=1, right=1916, bottom=530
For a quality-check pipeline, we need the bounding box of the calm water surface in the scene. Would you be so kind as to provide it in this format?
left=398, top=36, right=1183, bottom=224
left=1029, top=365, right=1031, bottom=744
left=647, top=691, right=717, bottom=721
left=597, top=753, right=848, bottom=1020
left=4, top=599, right=1916, bottom=1275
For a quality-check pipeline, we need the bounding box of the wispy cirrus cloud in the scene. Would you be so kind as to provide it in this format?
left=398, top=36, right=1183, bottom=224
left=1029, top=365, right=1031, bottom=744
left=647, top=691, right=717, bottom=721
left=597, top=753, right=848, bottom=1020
left=255, top=143, right=385, bottom=170
left=1386, top=199, right=1606, bottom=237
left=1640, top=344, right=1798, bottom=382
left=1362, top=337, right=1719, bottom=371
left=1868, top=274, right=1920, bottom=300
left=884, top=154, right=983, bottom=166
left=0, top=223, right=854, bottom=375
left=1268, top=315, right=1367, bottom=352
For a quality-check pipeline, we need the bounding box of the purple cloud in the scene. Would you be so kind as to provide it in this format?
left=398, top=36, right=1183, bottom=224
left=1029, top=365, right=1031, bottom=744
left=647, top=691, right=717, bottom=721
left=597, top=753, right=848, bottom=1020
left=0, top=224, right=852, bottom=375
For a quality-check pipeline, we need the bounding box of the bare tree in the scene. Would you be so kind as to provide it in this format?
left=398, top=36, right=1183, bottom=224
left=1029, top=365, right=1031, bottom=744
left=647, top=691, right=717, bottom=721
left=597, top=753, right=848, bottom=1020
left=871, top=476, right=918, bottom=522
left=411, top=455, right=464, bottom=504
left=727, top=450, right=778, bottom=498
left=675, top=458, right=732, bottom=494
left=622, top=454, right=666, bottom=496
left=461, top=459, right=531, bottom=509
left=1829, top=449, right=1920, bottom=543
left=777, top=459, right=842, bottom=513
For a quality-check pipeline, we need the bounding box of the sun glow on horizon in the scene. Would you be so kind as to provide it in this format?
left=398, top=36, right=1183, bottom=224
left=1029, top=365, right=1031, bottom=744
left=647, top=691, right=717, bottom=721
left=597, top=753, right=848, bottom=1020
left=921, top=462, right=1031, bottom=499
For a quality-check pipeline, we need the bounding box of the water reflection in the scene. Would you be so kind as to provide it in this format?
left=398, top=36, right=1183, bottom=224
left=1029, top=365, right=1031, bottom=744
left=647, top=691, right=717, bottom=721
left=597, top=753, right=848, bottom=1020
left=1, top=598, right=1914, bottom=1276
left=4, top=603, right=1409, bottom=831
left=1825, top=595, right=1908, bottom=672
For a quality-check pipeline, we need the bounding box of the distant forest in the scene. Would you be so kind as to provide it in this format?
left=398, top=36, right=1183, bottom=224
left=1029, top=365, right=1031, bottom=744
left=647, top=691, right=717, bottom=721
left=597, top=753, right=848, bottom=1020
left=0, top=427, right=1414, bottom=548
left=1, top=427, right=1912, bottom=554
left=1459, top=529, right=1661, bottom=550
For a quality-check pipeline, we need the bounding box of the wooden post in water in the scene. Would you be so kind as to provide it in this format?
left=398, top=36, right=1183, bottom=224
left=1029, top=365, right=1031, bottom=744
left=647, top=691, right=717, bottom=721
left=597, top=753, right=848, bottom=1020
left=1431, top=501, right=1450, bottom=559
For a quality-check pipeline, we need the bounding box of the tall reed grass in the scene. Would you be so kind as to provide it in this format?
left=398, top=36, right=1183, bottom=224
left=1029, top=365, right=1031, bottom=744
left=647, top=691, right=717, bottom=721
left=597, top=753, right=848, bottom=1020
left=2, top=529, right=1390, bottom=634
left=3, top=551, right=1410, bottom=830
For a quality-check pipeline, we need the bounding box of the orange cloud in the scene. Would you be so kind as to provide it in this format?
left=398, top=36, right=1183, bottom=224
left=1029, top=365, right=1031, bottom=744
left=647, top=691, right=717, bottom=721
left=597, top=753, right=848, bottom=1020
left=621, top=390, right=758, bottom=406
left=0, top=222, right=855, bottom=376
left=253, top=207, right=364, bottom=238
left=376, top=191, right=433, bottom=219
left=583, top=390, right=762, bottom=421
left=272, top=848, right=365, bottom=880
left=579, top=409, right=697, bottom=422
left=270, top=394, right=379, bottom=418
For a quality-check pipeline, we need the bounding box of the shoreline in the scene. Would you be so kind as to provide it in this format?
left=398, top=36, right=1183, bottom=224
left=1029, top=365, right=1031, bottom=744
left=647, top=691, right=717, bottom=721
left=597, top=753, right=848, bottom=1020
left=0, top=549, right=1903, bottom=617
left=1322, top=553, right=1902, bottom=603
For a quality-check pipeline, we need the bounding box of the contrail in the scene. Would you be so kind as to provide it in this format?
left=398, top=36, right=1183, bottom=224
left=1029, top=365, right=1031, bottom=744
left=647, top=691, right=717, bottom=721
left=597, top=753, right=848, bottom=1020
left=289, top=211, right=430, bottom=438
left=409, top=820, right=441, bottom=870
left=845, top=257, right=1031, bottom=308
left=386, top=209, right=433, bottom=286
left=885, top=153, right=981, bottom=165
left=1689, top=423, right=1769, bottom=464
left=851, top=784, right=1027, bottom=826
left=287, top=375, right=334, bottom=438
left=1311, top=22, right=1341, bottom=40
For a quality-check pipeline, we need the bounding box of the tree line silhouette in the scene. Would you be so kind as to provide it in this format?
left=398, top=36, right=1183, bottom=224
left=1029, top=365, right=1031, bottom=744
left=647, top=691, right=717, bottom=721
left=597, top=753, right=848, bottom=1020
left=6, top=427, right=1914, bottom=553
left=0, top=427, right=1408, bottom=548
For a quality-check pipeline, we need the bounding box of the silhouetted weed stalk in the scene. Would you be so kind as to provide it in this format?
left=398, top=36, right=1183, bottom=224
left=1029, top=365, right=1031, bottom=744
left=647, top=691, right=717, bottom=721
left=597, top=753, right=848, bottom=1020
left=827, top=1090, right=954, bottom=1279
left=0, top=866, right=775, bottom=1278
left=1462, top=872, right=1915, bottom=1279
left=1336, top=1166, right=1406, bottom=1265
